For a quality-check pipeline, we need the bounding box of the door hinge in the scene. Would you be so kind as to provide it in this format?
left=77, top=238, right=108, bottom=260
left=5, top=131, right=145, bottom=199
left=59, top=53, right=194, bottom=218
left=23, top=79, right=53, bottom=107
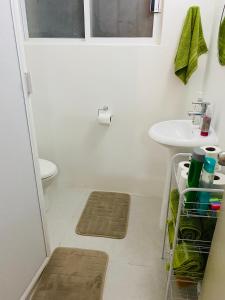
left=24, top=72, right=32, bottom=95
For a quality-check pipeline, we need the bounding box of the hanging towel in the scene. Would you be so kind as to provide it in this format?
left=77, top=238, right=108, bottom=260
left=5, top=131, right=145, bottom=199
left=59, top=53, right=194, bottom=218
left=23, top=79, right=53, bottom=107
left=168, top=219, right=175, bottom=249
left=175, top=6, right=208, bottom=84
left=218, top=16, right=225, bottom=65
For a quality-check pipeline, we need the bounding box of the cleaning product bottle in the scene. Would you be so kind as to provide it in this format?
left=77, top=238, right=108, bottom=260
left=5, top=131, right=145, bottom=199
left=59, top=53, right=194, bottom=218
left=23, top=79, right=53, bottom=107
left=201, top=106, right=212, bottom=136
left=197, top=157, right=216, bottom=215
left=185, top=148, right=205, bottom=209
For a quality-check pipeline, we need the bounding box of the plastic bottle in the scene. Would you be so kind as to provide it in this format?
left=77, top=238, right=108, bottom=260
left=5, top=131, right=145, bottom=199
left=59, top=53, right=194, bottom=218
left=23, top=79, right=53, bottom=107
left=197, top=157, right=216, bottom=215
left=201, top=106, right=212, bottom=137
left=185, top=148, right=205, bottom=209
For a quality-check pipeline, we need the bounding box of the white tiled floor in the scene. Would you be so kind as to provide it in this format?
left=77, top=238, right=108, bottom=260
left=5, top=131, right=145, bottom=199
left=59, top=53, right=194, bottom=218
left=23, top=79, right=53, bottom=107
left=45, top=185, right=166, bottom=300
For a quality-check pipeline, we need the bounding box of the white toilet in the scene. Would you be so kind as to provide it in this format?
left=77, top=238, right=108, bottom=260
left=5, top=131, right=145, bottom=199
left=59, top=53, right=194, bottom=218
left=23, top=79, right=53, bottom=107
left=39, top=158, right=58, bottom=210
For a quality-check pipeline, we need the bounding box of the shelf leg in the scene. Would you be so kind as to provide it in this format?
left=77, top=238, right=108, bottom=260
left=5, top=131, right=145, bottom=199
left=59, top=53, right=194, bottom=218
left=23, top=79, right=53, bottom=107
left=165, top=192, right=184, bottom=300
left=161, top=160, right=172, bottom=260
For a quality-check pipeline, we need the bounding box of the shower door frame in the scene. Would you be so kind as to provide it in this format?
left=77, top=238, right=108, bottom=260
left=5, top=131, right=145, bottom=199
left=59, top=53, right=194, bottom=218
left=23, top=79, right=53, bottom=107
left=10, top=0, right=51, bottom=298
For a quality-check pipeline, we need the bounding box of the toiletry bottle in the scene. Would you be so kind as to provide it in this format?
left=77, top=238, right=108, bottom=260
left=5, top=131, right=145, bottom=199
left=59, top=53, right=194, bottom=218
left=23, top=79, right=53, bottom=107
left=197, top=157, right=216, bottom=215
left=185, top=148, right=205, bottom=209
left=210, top=201, right=221, bottom=217
left=201, top=106, right=212, bottom=136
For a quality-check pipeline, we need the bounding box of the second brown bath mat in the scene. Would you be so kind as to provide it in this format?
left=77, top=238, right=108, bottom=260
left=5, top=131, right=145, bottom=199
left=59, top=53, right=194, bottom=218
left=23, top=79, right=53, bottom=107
left=31, top=247, right=108, bottom=300
left=76, top=191, right=130, bottom=239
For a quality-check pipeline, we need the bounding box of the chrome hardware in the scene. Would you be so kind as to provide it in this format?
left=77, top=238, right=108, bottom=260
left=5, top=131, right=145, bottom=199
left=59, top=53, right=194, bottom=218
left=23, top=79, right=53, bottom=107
left=188, top=101, right=211, bottom=125
left=98, top=106, right=109, bottom=116
left=191, top=101, right=210, bottom=114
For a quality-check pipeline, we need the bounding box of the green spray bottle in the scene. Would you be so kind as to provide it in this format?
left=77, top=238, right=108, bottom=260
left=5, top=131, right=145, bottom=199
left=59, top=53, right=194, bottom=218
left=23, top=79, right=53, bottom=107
left=185, top=148, right=205, bottom=209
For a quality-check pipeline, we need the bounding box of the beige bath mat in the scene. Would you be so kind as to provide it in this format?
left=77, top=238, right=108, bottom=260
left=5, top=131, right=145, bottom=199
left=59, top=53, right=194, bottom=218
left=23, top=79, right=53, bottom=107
left=31, top=247, right=108, bottom=300
left=76, top=191, right=130, bottom=239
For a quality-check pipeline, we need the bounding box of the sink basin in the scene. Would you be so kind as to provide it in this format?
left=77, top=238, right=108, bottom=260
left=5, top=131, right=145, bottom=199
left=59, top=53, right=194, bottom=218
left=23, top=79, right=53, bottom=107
left=149, top=120, right=218, bottom=148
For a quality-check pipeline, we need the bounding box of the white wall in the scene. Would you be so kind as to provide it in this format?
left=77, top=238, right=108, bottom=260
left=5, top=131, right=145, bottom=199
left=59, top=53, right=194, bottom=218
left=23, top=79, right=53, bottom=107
left=203, top=0, right=225, bottom=149
left=199, top=1, right=225, bottom=298
left=25, top=0, right=214, bottom=197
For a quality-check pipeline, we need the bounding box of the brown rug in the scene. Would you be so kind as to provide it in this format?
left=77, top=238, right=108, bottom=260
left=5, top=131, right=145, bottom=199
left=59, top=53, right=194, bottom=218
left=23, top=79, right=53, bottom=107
left=31, top=247, right=108, bottom=300
left=76, top=191, right=130, bottom=239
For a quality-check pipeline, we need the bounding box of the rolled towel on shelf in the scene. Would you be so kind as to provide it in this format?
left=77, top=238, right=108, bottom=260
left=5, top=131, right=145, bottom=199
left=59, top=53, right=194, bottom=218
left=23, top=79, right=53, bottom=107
left=179, top=216, right=202, bottom=241
left=170, top=189, right=202, bottom=240
left=173, top=242, right=205, bottom=281
left=169, top=189, right=217, bottom=242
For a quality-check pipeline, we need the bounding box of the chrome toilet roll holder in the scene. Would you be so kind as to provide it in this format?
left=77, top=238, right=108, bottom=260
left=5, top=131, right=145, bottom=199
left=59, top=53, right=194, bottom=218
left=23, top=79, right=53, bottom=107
left=98, top=105, right=109, bottom=116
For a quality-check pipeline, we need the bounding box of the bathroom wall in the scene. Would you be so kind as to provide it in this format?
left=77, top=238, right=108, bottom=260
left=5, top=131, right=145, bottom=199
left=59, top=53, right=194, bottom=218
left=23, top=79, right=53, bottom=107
left=203, top=0, right=225, bottom=150
left=25, top=0, right=214, bottom=197
left=199, top=1, right=225, bottom=298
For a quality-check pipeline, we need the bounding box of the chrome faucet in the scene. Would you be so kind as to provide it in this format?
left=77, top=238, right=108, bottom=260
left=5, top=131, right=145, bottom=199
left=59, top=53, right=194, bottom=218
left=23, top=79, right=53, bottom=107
left=188, top=101, right=210, bottom=124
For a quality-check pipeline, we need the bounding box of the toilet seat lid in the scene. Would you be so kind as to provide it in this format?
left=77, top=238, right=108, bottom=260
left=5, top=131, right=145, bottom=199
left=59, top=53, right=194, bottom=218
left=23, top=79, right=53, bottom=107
left=39, top=159, right=58, bottom=179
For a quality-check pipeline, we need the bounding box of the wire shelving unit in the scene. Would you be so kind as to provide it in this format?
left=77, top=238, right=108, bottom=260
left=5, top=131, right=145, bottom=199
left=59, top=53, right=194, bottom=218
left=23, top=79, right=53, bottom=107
left=162, top=153, right=224, bottom=300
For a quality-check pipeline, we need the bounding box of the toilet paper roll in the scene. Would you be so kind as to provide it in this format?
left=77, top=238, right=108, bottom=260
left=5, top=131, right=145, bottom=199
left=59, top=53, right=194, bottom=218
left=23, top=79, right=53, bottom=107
left=201, top=146, right=222, bottom=171
left=98, top=110, right=112, bottom=125
left=178, top=170, right=188, bottom=192
left=177, top=161, right=190, bottom=183
left=213, top=172, right=225, bottom=190
left=201, top=145, right=221, bottom=158
left=201, top=145, right=221, bottom=160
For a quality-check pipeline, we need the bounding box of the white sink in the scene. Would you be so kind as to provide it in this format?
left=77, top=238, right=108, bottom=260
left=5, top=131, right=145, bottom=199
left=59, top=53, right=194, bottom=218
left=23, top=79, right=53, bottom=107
left=149, top=120, right=218, bottom=148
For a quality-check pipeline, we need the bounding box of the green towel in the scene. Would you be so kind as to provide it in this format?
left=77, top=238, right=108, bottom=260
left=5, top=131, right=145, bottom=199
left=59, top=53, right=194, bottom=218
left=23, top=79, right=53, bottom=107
left=218, top=17, right=225, bottom=65
left=175, top=6, right=208, bottom=84
left=170, top=189, right=202, bottom=240
left=173, top=242, right=205, bottom=280
left=170, top=189, right=179, bottom=218
left=201, top=218, right=217, bottom=241
left=168, top=220, right=175, bottom=249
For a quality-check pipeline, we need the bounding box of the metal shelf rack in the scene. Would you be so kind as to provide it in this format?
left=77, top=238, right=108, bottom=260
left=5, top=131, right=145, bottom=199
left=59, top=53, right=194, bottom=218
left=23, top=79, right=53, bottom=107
left=162, top=153, right=224, bottom=300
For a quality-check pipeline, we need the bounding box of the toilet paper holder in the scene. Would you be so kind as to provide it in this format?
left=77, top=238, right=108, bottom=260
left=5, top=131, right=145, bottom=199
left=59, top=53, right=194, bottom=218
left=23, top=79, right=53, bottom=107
left=98, top=105, right=109, bottom=115
left=97, top=105, right=112, bottom=125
